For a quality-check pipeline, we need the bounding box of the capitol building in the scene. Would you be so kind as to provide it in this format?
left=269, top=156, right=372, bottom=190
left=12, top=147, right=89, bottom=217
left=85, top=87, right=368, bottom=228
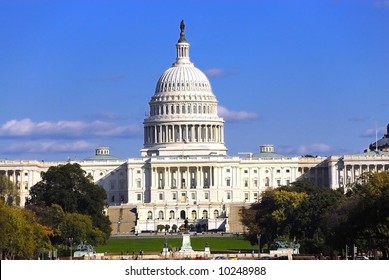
left=1, top=22, right=389, bottom=234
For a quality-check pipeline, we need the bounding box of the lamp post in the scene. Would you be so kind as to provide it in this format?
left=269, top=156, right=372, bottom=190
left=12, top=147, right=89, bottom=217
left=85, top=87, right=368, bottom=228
left=164, top=233, right=168, bottom=259
left=257, top=234, right=261, bottom=259
left=68, top=237, right=74, bottom=260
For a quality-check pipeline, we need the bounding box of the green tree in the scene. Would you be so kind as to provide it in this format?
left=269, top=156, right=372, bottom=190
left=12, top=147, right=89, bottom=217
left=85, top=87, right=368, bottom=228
left=27, top=163, right=111, bottom=243
left=0, top=175, right=20, bottom=206
left=329, top=171, right=389, bottom=259
left=241, top=180, right=344, bottom=254
left=241, top=188, right=307, bottom=249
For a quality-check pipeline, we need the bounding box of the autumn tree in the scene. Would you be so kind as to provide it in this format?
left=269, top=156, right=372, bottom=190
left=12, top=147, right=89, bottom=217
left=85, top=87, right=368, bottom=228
left=0, top=201, right=49, bottom=259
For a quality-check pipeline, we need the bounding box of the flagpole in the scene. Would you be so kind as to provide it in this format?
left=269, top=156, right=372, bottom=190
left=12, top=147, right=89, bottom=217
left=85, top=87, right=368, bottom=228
left=375, top=121, right=378, bottom=152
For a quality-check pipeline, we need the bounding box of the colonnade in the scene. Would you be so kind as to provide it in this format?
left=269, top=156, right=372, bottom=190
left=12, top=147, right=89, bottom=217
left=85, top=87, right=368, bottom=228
left=144, top=123, right=224, bottom=144
left=340, top=163, right=389, bottom=185
left=152, top=166, right=214, bottom=189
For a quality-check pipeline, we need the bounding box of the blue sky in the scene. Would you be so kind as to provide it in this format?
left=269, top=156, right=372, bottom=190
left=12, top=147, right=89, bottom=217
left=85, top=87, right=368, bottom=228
left=0, top=0, right=388, bottom=161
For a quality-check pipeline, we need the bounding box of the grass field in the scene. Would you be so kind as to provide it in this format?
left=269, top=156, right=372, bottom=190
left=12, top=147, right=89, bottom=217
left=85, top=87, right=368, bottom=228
left=96, top=234, right=257, bottom=255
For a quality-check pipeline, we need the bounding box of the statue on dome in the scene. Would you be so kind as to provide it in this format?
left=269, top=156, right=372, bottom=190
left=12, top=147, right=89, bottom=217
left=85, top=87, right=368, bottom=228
left=178, top=20, right=187, bottom=43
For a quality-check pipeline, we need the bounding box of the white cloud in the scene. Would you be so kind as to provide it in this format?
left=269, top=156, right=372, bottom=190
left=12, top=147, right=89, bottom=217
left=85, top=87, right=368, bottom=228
left=218, top=106, right=258, bottom=121
left=0, top=118, right=141, bottom=138
left=361, top=126, right=386, bottom=138
left=374, top=0, right=389, bottom=8
left=348, top=115, right=370, bottom=122
left=279, top=143, right=332, bottom=156
left=6, top=140, right=95, bottom=153
left=204, top=68, right=236, bottom=77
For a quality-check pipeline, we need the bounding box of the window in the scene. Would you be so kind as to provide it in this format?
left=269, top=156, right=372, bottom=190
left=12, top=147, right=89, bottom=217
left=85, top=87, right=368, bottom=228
left=244, top=170, right=248, bottom=174
left=191, top=192, right=196, bottom=200
left=254, top=192, right=258, bottom=200
left=286, top=169, right=290, bottom=173
left=169, top=210, right=175, bottom=219
left=204, top=192, right=209, bottom=200
left=147, top=211, right=153, bottom=220
left=137, top=170, right=141, bottom=174
left=172, top=193, right=177, bottom=200
left=227, top=192, right=231, bottom=200
left=202, top=210, right=208, bottom=219
left=265, top=177, right=270, bottom=187
left=254, top=179, right=258, bottom=187
left=254, top=169, right=257, bottom=173
left=191, top=178, right=196, bottom=188
left=226, top=168, right=230, bottom=173
left=244, top=179, right=248, bottom=187
left=277, top=180, right=281, bottom=186
left=158, top=171, right=164, bottom=189
left=158, top=211, right=164, bottom=219
left=244, top=193, right=249, bottom=200
left=137, top=194, right=142, bottom=201
left=159, top=193, right=164, bottom=200
left=213, top=210, right=219, bottom=218
left=172, top=178, right=177, bottom=188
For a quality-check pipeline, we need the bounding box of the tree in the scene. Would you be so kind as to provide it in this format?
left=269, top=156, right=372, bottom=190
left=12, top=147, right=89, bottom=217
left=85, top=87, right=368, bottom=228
left=27, top=163, right=111, bottom=243
left=0, top=175, right=20, bottom=206
left=241, top=180, right=344, bottom=254
left=0, top=201, right=49, bottom=259
left=330, top=171, right=389, bottom=259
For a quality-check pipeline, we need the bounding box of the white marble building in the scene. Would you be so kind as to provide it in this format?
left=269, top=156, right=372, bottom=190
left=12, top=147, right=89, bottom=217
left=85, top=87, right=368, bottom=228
left=1, top=22, right=389, bottom=233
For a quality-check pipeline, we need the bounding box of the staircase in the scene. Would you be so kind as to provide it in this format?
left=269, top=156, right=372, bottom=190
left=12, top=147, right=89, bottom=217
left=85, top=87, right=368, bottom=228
left=107, top=205, right=137, bottom=235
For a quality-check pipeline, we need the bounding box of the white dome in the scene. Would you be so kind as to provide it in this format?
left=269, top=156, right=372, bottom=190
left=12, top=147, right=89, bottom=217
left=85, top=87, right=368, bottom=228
left=141, top=20, right=227, bottom=157
left=155, top=65, right=212, bottom=94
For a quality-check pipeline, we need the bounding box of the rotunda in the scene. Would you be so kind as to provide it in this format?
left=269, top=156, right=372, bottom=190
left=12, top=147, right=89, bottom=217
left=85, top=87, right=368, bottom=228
left=141, top=20, right=227, bottom=157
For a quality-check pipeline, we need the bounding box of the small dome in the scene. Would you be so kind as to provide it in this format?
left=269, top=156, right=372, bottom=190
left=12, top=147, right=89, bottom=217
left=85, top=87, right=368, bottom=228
left=155, top=65, right=212, bottom=94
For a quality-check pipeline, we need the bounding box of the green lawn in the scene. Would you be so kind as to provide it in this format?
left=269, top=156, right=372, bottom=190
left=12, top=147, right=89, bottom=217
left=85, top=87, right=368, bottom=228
left=96, top=235, right=257, bottom=255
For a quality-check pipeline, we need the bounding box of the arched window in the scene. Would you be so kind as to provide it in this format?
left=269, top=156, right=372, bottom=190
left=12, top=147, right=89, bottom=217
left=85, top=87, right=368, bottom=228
left=147, top=211, right=153, bottom=220
left=202, top=210, right=208, bottom=219
left=214, top=210, right=219, bottom=218
left=158, top=210, right=164, bottom=220
left=169, top=210, right=175, bottom=219
left=191, top=210, right=197, bottom=220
